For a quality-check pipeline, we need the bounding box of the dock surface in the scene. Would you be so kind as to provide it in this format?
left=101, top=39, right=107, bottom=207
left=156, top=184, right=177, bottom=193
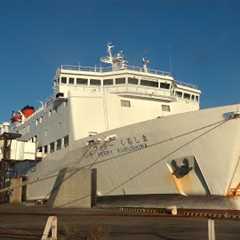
left=0, top=206, right=239, bottom=239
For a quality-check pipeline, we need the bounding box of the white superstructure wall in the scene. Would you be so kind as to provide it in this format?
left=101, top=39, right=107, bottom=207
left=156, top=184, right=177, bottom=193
left=69, top=89, right=199, bottom=141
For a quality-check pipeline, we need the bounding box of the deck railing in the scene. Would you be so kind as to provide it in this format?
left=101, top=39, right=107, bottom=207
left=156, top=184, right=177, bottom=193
left=60, top=65, right=171, bottom=76
left=175, top=81, right=199, bottom=90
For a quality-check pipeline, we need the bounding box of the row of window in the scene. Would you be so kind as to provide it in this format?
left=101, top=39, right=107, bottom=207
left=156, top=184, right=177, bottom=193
left=174, top=91, right=199, bottom=102
left=37, top=135, right=69, bottom=154
left=120, top=99, right=171, bottom=112
left=59, top=76, right=199, bottom=102
left=59, top=76, right=171, bottom=89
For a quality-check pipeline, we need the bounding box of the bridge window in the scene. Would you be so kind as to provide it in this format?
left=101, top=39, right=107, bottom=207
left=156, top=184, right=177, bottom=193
left=50, top=142, right=55, bottom=153
left=56, top=139, right=62, bottom=151
left=90, top=79, right=101, bottom=86
left=128, top=77, right=138, bottom=85
left=76, top=78, right=88, bottom=85
left=44, top=145, right=48, bottom=154
left=196, top=96, right=199, bottom=102
left=184, top=93, right=191, bottom=100
left=140, top=80, right=158, bottom=87
left=103, top=79, right=113, bottom=85
left=69, top=77, right=74, bottom=84
left=162, top=105, right=171, bottom=112
left=116, top=78, right=126, bottom=84
left=121, top=99, right=131, bottom=107
left=64, top=135, right=69, bottom=147
left=160, top=82, right=170, bottom=89
left=175, top=91, right=182, bottom=98
left=61, top=77, right=67, bottom=84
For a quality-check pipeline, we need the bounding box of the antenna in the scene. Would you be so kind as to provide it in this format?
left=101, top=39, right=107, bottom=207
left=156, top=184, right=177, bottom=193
left=142, top=57, right=150, bottom=72
left=168, top=45, right=173, bottom=74
left=100, top=43, right=114, bottom=65
left=100, top=43, right=128, bottom=70
left=107, top=43, right=114, bottom=60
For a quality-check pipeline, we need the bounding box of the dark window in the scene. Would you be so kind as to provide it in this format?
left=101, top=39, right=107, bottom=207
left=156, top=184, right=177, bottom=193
left=184, top=93, right=191, bottom=100
left=103, top=79, right=113, bottom=85
left=128, top=78, right=138, bottom=85
left=116, top=78, right=126, bottom=84
left=191, top=95, right=194, bottom=101
left=140, top=80, right=158, bottom=87
left=69, top=78, right=74, bottom=84
left=121, top=99, right=131, bottom=107
left=175, top=91, right=182, bottom=97
left=64, top=135, right=69, bottom=147
left=44, top=145, right=48, bottom=154
left=38, top=147, right=42, bottom=152
left=160, top=82, right=170, bottom=89
left=56, top=92, right=64, bottom=98
left=196, top=96, right=199, bottom=102
left=56, top=139, right=62, bottom=151
left=162, top=105, right=171, bottom=112
left=90, top=79, right=101, bottom=85
left=50, top=142, right=55, bottom=153
left=76, top=78, right=88, bottom=85
left=61, top=77, right=67, bottom=84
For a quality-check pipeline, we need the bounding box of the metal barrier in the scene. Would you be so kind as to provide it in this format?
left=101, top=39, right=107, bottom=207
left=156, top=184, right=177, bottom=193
left=41, top=216, right=57, bottom=240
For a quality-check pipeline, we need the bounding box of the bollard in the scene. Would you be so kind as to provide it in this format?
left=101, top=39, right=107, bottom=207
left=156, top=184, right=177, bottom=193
left=208, top=219, right=215, bottom=240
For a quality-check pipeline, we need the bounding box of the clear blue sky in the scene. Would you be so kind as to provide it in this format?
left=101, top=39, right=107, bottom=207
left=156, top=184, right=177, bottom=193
left=0, top=0, right=240, bottom=122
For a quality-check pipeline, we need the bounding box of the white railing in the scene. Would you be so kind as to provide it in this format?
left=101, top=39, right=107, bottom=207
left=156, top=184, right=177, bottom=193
left=176, top=80, right=198, bottom=90
left=60, top=84, right=173, bottom=98
left=60, top=65, right=171, bottom=77
left=103, top=85, right=173, bottom=99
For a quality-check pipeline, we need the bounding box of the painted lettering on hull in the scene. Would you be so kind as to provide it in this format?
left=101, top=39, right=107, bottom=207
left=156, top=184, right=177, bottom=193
left=86, top=134, right=148, bottom=158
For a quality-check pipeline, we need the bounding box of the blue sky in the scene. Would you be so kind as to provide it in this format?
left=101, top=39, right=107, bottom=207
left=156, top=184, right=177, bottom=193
left=0, top=0, right=240, bottom=122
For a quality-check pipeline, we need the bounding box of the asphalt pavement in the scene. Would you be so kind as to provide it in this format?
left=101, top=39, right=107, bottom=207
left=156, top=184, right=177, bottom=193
left=0, top=206, right=239, bottom=239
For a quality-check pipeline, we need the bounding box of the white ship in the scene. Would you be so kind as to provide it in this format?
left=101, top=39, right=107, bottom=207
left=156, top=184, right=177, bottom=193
left=1, top=44, right=240, bottom=207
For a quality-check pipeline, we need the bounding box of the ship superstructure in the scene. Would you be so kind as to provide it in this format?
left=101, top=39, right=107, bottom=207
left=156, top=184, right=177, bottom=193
left=9, top=44, right=200, bottom=158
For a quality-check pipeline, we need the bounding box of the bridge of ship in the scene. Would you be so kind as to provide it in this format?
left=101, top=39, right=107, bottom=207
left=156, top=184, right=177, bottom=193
left=55, top=65, right=200, bottom=103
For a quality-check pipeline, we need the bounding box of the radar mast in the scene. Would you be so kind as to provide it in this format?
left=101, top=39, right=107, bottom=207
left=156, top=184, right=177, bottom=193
left=100, top=43, right=128, bottom=71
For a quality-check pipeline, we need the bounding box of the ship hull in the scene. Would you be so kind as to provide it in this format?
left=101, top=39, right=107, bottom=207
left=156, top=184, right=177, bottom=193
left=26, top=104, right=240, bottom=202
